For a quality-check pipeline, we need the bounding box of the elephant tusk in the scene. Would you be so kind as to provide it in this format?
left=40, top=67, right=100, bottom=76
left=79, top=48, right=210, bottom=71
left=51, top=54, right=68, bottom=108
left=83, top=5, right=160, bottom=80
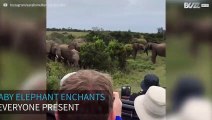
left=56, top=55, right=59, bottom=59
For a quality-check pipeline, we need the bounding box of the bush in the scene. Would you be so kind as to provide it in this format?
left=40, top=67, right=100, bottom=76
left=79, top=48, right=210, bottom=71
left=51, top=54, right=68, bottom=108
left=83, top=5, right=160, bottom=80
left=107, top=40, right=127, bottom=69
left=67, top=34, right=75, bottom=40
left=143, top=33, right=164, bottom=43
left=132, top=38, right=147, bottom=44
left=124, top=44, right=133, bottom=57
left=85, top=31, right=113, bottom=45
left=109, top=31, right=133, bottom=44
left=80, top=39, right=111, bottom=70
left=47, top=61, right=76, bottom=90
left=49, top=32, right=72, bottom=44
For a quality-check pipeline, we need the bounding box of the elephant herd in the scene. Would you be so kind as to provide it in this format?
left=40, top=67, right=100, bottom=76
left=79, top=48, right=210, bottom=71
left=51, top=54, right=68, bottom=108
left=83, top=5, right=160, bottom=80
left=46, top=40, right=80, bottom=67
left=46, top=39, right=166, bottom=66
left=132, top=42, right=166, bottom=64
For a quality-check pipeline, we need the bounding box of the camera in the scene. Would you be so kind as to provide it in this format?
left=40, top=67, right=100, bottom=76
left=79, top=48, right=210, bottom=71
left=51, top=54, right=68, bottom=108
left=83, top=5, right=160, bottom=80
left=121, top=86, right=139, bottom=120
left=121, top=86, right=131, bottom=100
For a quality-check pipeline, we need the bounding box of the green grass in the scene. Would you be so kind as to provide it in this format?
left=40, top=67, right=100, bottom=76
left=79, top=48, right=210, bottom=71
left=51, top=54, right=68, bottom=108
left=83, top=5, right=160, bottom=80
left=112, top=52, right=166, bottom=92
left=0, top=51, right=34, bottom=90
left=166, top=36, right=212, bottom=111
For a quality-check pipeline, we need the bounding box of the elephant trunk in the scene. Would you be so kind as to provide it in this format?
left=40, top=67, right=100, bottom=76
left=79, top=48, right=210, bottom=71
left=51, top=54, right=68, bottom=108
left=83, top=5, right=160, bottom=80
left=144, top=48, right=148, bottom=56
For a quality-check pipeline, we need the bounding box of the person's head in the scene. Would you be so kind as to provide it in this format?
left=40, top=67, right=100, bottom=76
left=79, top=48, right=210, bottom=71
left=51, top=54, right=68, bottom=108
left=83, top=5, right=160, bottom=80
left=168, top=98, right=212, bottom=120
left=134, top=86, right=166, bottom=120
left=141, top=74, right=159, bottom=93
left=58, top=70, right=114, bottom=120
left=172, top=76, right=204, bottom=112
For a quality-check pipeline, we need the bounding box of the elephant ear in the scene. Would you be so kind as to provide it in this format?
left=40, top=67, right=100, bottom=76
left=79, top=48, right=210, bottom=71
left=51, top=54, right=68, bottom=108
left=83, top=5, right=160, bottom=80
left=68, top=43, right=75, bottom=50
left=147, top=43, right=152, bottom=50
left=139, top=44, right=145, bottom=50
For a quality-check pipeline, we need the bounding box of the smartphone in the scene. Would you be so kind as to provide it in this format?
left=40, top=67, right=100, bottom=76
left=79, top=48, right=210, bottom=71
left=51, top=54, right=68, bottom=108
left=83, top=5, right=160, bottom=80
left=121, top=86, right=131, bottom=99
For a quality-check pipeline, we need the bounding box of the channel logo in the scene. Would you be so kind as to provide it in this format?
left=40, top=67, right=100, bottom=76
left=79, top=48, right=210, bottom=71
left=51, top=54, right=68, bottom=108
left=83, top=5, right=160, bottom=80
left=184, top=2, right=210, bottom=9
left=3, top=3, right=8, bottom=7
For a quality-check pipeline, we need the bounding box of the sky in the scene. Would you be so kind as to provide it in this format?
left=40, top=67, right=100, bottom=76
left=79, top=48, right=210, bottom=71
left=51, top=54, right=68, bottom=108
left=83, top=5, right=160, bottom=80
left=47, top=0, right=165, bottom=33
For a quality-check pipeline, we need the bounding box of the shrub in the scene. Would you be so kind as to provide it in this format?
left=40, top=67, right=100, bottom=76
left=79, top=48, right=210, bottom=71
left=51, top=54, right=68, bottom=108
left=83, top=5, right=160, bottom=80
left=46, top=62, right=75, bottom=90
left=132, top=38, right=147, bottom=45
left=49, top=32, right=68, bottom=43
left=67, top=34, right=75, bottom=40
left=85, top=31, right=113, bottom=45
left=80, top=39, right=111, bottom=70
left=107, top=40, right=127, bottom=69
left=109, top=31, right=133, bottom=44
left=124, top=44, right=133, bottom=57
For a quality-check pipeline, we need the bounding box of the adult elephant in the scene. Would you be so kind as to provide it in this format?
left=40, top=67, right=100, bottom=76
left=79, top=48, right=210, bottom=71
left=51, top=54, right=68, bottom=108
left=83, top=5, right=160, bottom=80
left=0, top=19, right=45, bottom=63
left=132, top=43, right=145, bottom=59
left=144, top=43, right=166, bottom=64
left=58, top=44, right=80, bottom=67
left=46, top=40, right=60, bottom=61
left=68, top=42, right=80, bottom=51
left=68, top=38, right=86, bottom=52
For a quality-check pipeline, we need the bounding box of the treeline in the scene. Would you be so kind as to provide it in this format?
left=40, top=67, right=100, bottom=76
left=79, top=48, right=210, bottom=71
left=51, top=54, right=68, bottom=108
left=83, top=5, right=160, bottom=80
left=47, top=28, right=92, bottom=32
left=85, top=31, right=165, bottom=44
left=47, top=30, right=165, bottom=44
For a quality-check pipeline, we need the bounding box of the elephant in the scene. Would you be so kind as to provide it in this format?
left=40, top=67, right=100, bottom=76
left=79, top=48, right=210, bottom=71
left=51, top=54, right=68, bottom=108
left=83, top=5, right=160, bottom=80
left=57, top=44, right=80, bottom=67
left=68, top=42, right=80, bottom=51
left=68, top=38, right=86, bottom=52
left=132, top=43, right=145, bottom=59
left=179, top=19, right=212, bottom=56
left=46, top=40, right=61, bottom=61
left=0, top=18, right=45, bottom=63
left=144, top=43, right=166, bottom=64
left=167, top=17, right=212, bottom=56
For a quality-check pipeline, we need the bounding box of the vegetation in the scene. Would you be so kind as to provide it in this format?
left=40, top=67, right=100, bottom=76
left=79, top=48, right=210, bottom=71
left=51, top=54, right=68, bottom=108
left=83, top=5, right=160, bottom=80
left=46, top=29, right=165, bottom=92
left=47, top=52, right=165, bottom=92
left=46, top=28, right=165, bottom=44
left=80, top=39, right=111, bottom=70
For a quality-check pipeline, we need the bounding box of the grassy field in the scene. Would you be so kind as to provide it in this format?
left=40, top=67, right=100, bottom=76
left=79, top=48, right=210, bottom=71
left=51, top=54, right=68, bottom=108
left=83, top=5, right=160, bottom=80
left=111, top=52, right=166, bottom=92
left=47, top=52, right=166, bottom=93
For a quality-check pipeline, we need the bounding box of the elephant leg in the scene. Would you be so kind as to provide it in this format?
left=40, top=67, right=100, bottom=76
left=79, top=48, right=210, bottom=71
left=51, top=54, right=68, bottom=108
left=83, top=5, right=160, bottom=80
left=133, top=50, right=137, bottom=59
left=151, top=51, right=157, bottom=64
left=68, top=61, right=71, bottom=67
left=50, top=54, right=56, bottom=61
left=63, top=59, right=68, bottom=66
left=67, top=59, right=74, bottom=67
left=74, top=61, right=79, bottom=67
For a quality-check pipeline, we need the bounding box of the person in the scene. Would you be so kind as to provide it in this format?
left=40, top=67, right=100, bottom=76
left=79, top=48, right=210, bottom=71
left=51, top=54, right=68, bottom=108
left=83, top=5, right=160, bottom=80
left=134, top=86, right=166, bottom=120
left=172, top=76, right=204, bottom=112
left=129, top=74, right=159, bottom=101
left=168, top=98, right=212, bottom=120
left=55, top=70, right=122, bottom=120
